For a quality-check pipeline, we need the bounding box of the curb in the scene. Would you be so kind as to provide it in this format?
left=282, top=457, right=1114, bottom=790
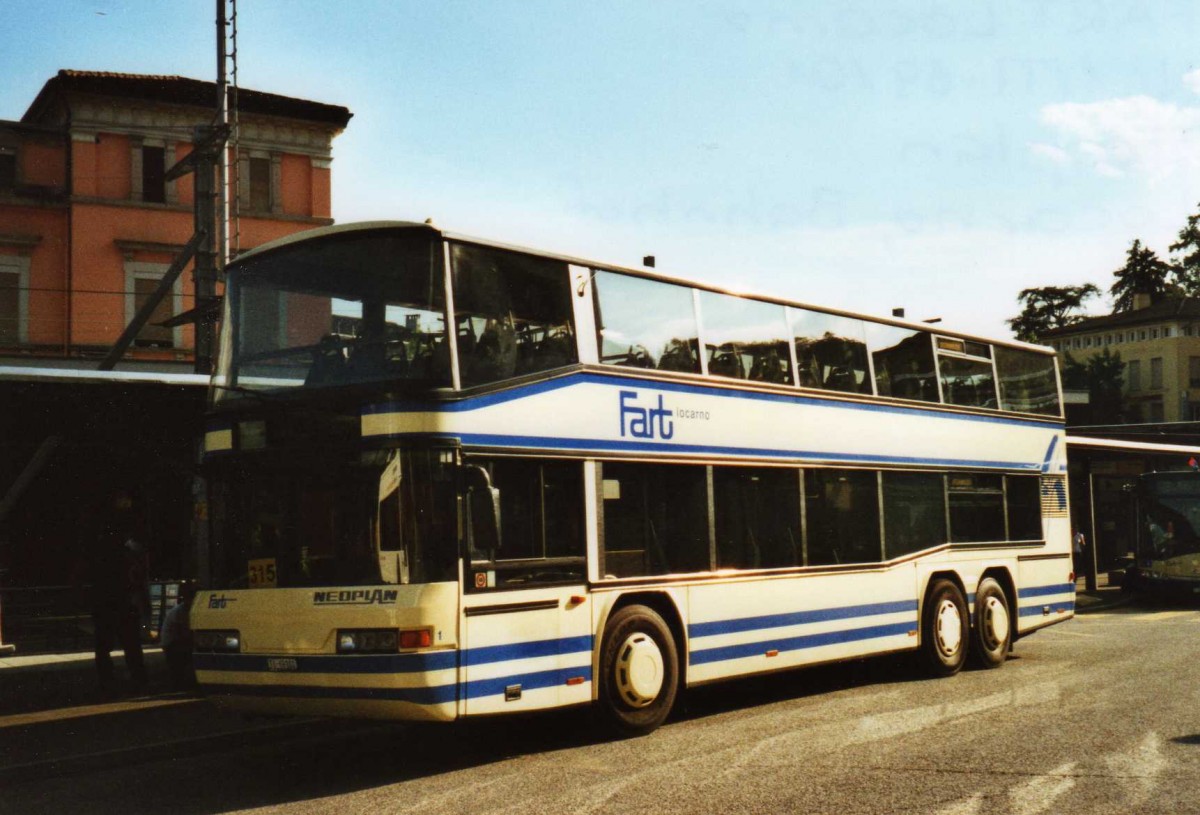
left=1075, top=594, right=1134, bottom=615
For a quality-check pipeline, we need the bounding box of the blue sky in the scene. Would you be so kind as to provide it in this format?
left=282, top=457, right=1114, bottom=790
left=5, top=1, right=1200, bottom=338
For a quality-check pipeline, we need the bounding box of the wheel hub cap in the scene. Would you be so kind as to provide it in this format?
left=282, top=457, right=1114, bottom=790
left=615, top=633, right=664, bottom=707
left=935, top=599, right=963, bottom=657
left=984, top=596, right=1009, bottom=646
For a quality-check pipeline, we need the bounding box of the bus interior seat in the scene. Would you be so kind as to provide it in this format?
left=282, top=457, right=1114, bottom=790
left=824, top=366, right=858, bottom=391
left=306, top=335, right=348, bottom=384
left=708, top=345, right=744, bottom=378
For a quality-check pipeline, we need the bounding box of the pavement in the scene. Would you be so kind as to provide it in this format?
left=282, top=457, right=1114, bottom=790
left=0, top=578, right=1131, bottom=784
left=0, top=646, right=364, bottom=785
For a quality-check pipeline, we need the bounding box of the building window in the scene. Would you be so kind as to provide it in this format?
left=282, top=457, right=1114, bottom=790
left=1191, top=357, right=1200, bottom=388
left=1146, top=397, right=1165, bottom=423
left=1151, top=328, right=1160, bottom=340
left=142, top=145, right=165, bottom=203
left=1127, top=359, right=1141, bottom=392
left=0, top=147, right=15, bottom=192
left=124, top=262, right=180, bottom=348
left=1150, top=357, right=1163, bottom=389
left=0, top=255, right=29, bottom=345
left=248, top=156, right=271, bottom=211
left=1139, top=330, right=1147, bottom=341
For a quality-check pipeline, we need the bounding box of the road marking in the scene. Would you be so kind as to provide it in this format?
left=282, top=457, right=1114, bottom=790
left=934, top=792, right=983, bottom=814
left=0, top=696, right=199, bottom=730
left=1007, top=762, right=1077, bottom=815
left=1104, top=732, right=1165, bottom=808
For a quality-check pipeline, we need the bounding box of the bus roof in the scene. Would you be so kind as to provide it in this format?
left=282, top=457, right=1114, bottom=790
left=232, top=220, right=1054, bottom=357
left=1067, top=435, right=1200, bottom=457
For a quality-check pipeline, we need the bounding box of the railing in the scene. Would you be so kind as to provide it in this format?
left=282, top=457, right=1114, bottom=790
left=0, top=581, right=186, bottom=655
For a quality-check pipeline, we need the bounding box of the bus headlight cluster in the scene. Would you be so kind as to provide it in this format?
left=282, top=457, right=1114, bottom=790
left=336, top=628, right=432, bottom=653
left=194, top=630, right=241, bottom=653
left=337, top=629, right=400, bottom=654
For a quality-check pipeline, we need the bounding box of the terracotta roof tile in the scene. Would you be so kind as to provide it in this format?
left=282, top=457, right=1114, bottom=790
left=24, top=70, right=351, bottom=128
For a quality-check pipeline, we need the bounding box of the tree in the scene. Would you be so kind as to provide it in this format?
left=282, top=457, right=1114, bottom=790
left=1062, top=348, right=1127, bottom=425
left=1007, top=284, right=1100, bottom=343
left=1110, top=239, right=1173, bottom=312
left=1169, top=202, right=1200, bottom=296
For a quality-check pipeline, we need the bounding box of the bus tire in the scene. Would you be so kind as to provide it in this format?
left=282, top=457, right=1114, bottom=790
left=920, top=578, right=968, bottom=677
left=596, top=604, right=679, bottom=737
left=969, top=577, right=1011, bottom=669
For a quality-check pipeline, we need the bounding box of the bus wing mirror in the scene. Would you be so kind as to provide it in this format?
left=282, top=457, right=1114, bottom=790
left=467, top=486, right=502, bottom=554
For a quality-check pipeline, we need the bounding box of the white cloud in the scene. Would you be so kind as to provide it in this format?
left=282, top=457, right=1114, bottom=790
left=1185, top=69, right=1200, bottom=95
left=1037, top=95, right=1200, bottom=184
left=1030, top=143, right=1071, bottom=165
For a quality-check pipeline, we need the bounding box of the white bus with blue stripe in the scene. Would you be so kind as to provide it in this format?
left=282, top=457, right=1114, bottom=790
left=191, top=221, right=1073, bottom=735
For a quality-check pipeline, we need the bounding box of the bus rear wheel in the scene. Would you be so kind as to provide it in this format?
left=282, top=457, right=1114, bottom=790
left=969, top=577, right=1011, bottom=669
left=597, top=604, right=679, bottom=737
left=920, top=578, right=968, bottom=677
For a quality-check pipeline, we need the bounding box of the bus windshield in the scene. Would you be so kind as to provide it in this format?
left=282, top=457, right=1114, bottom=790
left=215, top=228, right=449, bottom=400
left=1138, top=472, right=1200, bottom=563
left=208, top=447, right=458, bottom=589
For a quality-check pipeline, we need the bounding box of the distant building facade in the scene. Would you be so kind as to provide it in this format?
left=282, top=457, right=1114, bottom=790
left=0, top=72, right=350, bottom=640
left=0, top=69, right=351, bottom=369
left=1042, top=294, right=1200, bottom=425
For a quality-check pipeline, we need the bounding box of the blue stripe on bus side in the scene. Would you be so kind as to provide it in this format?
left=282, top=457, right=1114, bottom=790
left=688, top=599, right=917, bottom=639
left=465, top=635, right=593, bottom=666
left=1018, top=583, right=1075, bottom=599
left=451, top=432, right=1036, bottom=472
left=203, top=667, right=594, bottom=705
left=690, top=621, right=914, bottom=666
left=194, top=634, right=593, bottom=675
left=462, top=666, right=593, bottom=699
left=203, top=682, right=458, bottom=705
left=361, top=371, right=1058, bottom=430
left=193, top=650, right=458, bottom=674
left=1017, top=602, right=1074, bottom=617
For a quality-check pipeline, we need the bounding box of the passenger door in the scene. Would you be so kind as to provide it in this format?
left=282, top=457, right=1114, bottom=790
left=458, top=456, right=593, bottom=716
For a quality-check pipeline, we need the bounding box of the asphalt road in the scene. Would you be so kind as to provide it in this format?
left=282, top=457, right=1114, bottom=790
left=8, top=603, right=1200, bottom=814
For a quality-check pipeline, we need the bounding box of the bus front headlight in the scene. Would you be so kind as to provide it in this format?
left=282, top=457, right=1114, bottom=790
left=194, top=630, right=241, bottom=653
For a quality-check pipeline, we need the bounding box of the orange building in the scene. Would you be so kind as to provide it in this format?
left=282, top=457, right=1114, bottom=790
left=1, top=70, right=351, bottom=367
left=0, top=72, right=351, bottom=644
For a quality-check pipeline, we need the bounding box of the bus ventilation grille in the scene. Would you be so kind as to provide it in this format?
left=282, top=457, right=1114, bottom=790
left=1040, top=474, right=1068, bottom=517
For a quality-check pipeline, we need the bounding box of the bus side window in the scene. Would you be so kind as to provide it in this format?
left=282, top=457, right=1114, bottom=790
left=883, top=471, right=947, bottom=556
left=601, top=462, right=709, bottom=578
left=713, top=466, right=802, bottom=569
left=866, top=323, right=938, bottom=403
left=699, top=292, right=793, bottom=385
left=464, top=457, right=585, bottom=589
left=449, top=243, right=577, bottom=387
left=790, top=308, right=872, bottom=395
left=805, top=468, right=882, bottom=566
left=1005, top=475, right=1042, bottom=541
left=593, top=271, right=701, bottom=374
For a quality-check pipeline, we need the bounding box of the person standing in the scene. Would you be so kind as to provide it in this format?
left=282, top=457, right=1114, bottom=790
left=160, top=583, right=195, bottom=689
left=1073, top=527, right=1087, bottom=574
left=85, top=491, right=148, bottom=693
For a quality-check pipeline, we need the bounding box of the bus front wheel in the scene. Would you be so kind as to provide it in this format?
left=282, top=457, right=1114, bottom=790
left=597, top=604, right=679, bottom=737
left=920, top=579, right=968, bottom=677
left=969, top=577, right=1011, bottom=669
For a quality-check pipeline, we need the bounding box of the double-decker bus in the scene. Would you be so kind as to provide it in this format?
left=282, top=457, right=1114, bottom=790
left=191, top=221, right=1074, bottom=736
